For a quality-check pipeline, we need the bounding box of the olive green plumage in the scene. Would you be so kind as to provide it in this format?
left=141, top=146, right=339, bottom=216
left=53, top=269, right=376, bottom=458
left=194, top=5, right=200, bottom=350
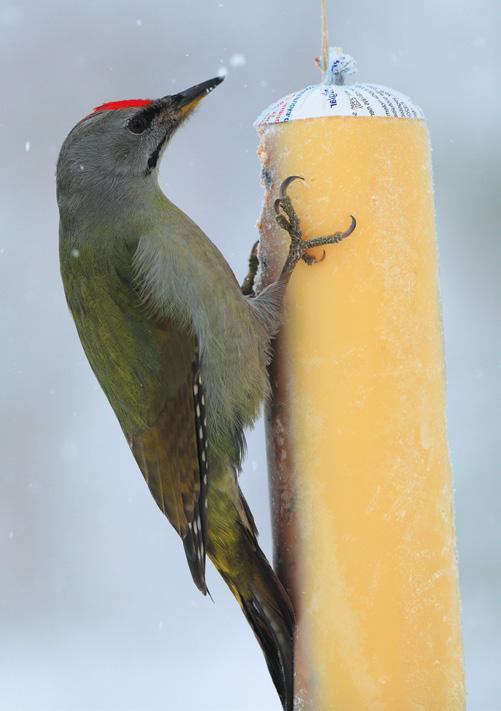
left=57, top=79, right=293, bottom=710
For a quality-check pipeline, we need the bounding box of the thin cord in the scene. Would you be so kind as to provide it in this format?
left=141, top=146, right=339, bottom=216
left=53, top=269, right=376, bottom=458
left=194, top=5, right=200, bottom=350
left=321, top=0, right=329, bottom=72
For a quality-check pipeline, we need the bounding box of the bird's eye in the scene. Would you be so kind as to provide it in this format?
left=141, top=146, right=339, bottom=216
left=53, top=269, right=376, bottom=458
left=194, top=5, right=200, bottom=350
left=127, top=116, right=148, bottom=134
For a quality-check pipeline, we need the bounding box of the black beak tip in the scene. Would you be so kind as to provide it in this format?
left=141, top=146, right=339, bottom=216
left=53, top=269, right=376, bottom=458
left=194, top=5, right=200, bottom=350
left=206, top=75, right=225, bottom=93
left=172, top=75, right=225, bottom=109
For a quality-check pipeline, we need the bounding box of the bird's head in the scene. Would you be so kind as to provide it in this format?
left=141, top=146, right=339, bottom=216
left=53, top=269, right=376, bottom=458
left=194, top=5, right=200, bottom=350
left=56, top=76, right=224, bottom=212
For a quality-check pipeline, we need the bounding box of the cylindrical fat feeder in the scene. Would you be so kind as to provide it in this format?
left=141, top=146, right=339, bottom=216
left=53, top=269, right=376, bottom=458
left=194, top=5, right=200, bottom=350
left=255, top=51, right=464, bottom=710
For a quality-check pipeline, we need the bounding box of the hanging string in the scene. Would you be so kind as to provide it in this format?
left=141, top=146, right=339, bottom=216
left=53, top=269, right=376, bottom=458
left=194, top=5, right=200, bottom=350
left=321, top=0, right=329, bottom=72
left=318, top=1, right=357, bottom=86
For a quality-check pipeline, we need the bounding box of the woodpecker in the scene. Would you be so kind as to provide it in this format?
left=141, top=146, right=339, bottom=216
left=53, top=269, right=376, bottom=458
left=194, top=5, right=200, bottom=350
left=56, top=76, right=356, bottom=710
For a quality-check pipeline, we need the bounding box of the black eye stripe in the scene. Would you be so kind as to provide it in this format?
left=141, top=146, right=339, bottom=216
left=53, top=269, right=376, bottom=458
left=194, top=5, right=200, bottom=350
left=128, top=101, right=165, bottom=134
left=138, top=104, right=162, bottom=124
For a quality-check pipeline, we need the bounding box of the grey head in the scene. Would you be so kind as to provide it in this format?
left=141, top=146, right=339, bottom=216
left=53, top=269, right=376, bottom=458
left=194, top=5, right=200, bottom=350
left=56, top=76, right=224, bottom=219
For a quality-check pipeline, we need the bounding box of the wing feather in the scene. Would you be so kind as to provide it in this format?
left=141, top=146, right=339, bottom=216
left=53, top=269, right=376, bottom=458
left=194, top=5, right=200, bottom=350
left=127, top=341, right=209, bottom=594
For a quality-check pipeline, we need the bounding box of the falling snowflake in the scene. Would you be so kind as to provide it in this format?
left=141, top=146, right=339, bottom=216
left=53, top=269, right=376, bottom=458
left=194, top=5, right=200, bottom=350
left=230, top=53, right=246, bottom=68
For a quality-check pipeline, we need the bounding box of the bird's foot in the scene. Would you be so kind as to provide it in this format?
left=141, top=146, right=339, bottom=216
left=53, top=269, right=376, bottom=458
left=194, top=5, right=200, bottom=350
left=274, top=175, right=357, bottom=277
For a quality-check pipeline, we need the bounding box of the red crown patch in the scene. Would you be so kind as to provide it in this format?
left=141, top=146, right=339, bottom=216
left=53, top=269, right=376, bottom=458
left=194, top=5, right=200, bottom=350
left=92, top=99, right=153, bottom=113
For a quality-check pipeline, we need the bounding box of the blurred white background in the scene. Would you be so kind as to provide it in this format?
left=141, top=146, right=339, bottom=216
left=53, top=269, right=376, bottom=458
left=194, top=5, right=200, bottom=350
left=1, top=0, right=499, bottom=709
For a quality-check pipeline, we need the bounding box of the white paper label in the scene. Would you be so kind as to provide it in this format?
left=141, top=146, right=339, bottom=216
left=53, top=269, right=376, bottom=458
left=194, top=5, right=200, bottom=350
left=254, top=82, right=424, bottom=126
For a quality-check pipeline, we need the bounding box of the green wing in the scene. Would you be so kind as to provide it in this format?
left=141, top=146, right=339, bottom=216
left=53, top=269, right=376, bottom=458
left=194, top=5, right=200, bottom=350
left=127, top=345, right=209, bottom=594
left=61, top=239, right=209, bottom=593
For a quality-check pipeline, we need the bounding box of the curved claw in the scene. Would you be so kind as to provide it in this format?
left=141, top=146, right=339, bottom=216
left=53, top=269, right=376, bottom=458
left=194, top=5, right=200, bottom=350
left=280, top=175, right=305, bottom=198
left=342, top=214, right=357, bottom=238
left=303, top=249, right=326, bottom=266
left=274, top=197, right=283, bottom=215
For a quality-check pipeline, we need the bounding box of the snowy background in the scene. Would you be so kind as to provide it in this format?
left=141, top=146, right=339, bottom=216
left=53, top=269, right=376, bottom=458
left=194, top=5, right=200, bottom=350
left=1, top=0, right=499, bottom=709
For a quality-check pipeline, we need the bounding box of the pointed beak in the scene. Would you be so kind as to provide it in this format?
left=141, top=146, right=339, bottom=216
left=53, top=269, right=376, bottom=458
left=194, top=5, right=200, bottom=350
left=170, top=76, right=225, bottom=113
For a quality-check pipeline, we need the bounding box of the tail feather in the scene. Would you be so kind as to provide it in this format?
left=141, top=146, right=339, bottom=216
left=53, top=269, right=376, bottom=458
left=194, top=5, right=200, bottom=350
left=239, top=547, right=295, bottom=711
left=209, top=483, right=295, bottom=711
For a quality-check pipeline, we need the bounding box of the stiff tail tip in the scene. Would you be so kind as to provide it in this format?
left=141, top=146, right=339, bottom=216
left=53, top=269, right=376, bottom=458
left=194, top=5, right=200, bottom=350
left=240, top=553, right=295, bottom=711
